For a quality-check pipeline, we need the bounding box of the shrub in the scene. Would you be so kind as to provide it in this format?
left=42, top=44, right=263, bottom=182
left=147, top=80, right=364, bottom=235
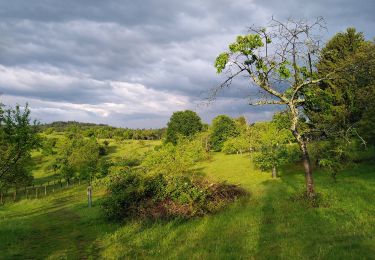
left=101, top=171, right=166, bottom=221
left=101, top=170, right=248, bottom=221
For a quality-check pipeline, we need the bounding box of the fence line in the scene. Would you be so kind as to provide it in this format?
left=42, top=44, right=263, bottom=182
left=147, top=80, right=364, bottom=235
left=0, top=178, right=85, bottom=205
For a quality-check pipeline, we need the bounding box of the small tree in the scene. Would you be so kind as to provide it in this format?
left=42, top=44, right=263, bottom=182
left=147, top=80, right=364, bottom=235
left=210, top=115, right=239, bottom=151
left=0, top=103, right=40, bottom=185
left=165, top=110, right=203, bottom=144
left=222, top=135, right=250, bottom=154
left=143, top=136, right=209, bottom=178
left=56, top=133, right=100, bottom=184
left=214, top=17, right=333, bottom=197
left=250, top=122, right=297, bottom=178
left=59, top=163, right=74, bottom=185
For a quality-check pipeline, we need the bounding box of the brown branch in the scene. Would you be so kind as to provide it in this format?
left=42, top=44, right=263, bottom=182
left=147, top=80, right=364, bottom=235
left=209, top=68, right=245, bottom=101
left=244, top=68, right=288, bottom=102
left=249, top=100, right=287, bottom=106
left=292, top=72, right=335, bottom=98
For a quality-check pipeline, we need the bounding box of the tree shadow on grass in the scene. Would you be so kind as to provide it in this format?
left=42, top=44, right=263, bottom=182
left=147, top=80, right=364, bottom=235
left=256, top=166, right=375, bottom=259
left=98, top=197, right=256, bottom=259
left=0, top=202, right=120, bottom=259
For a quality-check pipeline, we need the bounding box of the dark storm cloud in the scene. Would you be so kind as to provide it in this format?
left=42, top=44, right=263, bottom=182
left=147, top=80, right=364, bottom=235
left=0, top=0, right=374, bottom=127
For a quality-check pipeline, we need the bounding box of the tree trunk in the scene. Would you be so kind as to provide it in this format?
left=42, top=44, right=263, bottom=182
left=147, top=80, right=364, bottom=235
left=272, top=166, right=277, bottom=178
left=302, top=143, right=314, bottom=197
left=294, top=132, right=315, bottom=197
left=289, top=104, right=315, bottom=197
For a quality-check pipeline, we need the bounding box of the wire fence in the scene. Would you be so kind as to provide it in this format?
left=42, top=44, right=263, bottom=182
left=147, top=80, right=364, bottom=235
left=0, top=178, right=84, bottom=205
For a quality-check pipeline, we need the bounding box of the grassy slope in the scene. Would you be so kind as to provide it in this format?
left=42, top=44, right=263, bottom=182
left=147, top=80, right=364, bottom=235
left=1, top=147, right=375, bottom=259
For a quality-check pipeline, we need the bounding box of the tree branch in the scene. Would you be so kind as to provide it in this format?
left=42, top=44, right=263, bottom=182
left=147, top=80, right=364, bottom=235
left=292, top=72, right=335, bottom=98
left=245, top=68, right=288, bottom=102
left=249, top=100, right=287, bottom=106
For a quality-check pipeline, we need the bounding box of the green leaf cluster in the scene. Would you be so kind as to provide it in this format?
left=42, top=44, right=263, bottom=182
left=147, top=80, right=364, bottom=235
left=165, top=110, right=203, bottom=144
left=214, top=52, right=229, bottom=74
left=215, top=34, right=264, bottom=74
left=229, top=34, right=264, bottom=54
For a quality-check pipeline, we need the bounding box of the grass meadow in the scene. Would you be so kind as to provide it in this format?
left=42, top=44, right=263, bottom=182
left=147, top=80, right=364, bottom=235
left=0, top=141, right=374, bottom=259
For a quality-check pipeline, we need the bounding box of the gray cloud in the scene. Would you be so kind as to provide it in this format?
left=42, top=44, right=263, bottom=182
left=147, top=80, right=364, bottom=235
left=0, top=0, right=374, bottom=127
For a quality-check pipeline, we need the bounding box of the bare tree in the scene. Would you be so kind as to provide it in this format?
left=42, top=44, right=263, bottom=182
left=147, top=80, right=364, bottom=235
left=213, top=17, right=334, bottom=197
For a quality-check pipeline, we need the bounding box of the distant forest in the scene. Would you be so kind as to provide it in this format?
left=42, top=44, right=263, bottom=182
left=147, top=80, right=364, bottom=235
left=38, top=121, right=166, bottom=140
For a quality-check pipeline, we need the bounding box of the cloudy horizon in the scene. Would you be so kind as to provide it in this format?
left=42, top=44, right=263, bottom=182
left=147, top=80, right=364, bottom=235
left=0, top=0, right=374, bottom=128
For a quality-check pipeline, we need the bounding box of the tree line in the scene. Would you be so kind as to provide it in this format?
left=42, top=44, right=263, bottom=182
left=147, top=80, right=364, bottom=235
left=40, top=121, right=166, bottom=140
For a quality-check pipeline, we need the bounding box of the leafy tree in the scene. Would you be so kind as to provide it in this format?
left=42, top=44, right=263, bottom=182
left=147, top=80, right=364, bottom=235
left=250, top=122, right=298, bottom=178
left=56, top=132, right=100, bottom=183
left=213, top=17, right=332, bottom=197
left=96, top=158, right=112, bottom=178
left=41, top=137, right=57, bottom=156
left=222, top=135, right=250, bottom=155
left=316, top=139, right=356, bottom=181
left=142, top=143, right=193, bottom=177
left=234, top=116, right=248, bottom=132
left=59, top=162, right=74, bottom=185
left=165, top=110, right=203, bottom=144
left=0, top=103, right=39, bottom=187
left=143, top=137, right=208, bottom=178
left=304, top=28, right=375, bottom=144
left=302, top=28, right=375, bottom=177
left=210, top=115, right=239, bottom=151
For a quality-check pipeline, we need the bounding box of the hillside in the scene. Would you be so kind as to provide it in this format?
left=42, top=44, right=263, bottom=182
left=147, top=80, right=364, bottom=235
left=1, top=142, right=374, bottom=259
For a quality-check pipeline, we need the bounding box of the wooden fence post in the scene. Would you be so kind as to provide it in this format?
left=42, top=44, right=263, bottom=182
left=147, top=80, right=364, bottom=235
left=87, top=185, right=92, bottom=208
left=35, top=187, right=38, bottom=199
left=44, top=185, right=47, bottom=196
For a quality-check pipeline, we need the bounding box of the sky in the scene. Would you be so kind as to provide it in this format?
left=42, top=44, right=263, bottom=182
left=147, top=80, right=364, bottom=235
left=0, top=0, right=374, bottom=128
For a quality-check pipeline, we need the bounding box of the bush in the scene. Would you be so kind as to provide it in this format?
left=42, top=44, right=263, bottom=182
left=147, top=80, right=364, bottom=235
left=142, top=137, right=209, bottom=177
left=101, top=170, right=248, bottom=221
left=101, top=171, right=166, bottom=221
left=222, top=136, right=250, bottom=154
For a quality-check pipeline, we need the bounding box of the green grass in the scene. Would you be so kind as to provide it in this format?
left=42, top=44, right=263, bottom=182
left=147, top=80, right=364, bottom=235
left=29, top=138, right=161, bottom=185
left=1, top=150, right=375, bottom=259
